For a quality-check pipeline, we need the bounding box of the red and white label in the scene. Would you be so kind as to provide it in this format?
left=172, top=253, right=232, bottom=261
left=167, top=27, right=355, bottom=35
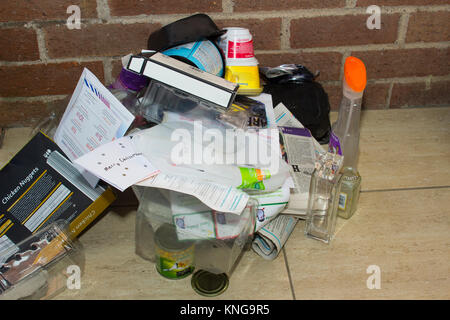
left=227, top=40, right=255, bottom=59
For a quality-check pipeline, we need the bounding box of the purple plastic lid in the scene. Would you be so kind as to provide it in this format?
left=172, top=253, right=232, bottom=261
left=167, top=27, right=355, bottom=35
left=118, top=68, right=149, bottom=91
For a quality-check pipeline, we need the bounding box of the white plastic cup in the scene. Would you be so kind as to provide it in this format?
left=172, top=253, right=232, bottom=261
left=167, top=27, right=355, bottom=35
left=218, top=27, right=258, bottom=66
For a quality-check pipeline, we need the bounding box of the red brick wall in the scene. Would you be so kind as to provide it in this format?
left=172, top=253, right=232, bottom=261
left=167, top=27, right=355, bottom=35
left=0, top=0, right=449, bottom=127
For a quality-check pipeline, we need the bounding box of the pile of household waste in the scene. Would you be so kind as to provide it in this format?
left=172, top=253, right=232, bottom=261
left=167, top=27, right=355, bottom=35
left=0, top=14, right=367, bottom=299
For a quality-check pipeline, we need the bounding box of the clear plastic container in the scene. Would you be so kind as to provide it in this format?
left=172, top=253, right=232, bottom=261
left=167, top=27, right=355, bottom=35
left=134, top=187, right=256, bottom=278
left=0, top=221, right=84, bottom=300
left=138, top=80, right=250, bottom=129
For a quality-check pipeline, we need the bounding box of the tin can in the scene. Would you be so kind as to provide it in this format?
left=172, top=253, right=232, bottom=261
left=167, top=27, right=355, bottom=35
left=154, top=224, right=195, bottom=280
left=191, top=270, right=229, bottom=297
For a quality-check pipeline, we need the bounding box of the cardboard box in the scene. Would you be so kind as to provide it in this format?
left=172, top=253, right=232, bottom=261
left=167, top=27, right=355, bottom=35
left=0, top=132, right=116, bottom=263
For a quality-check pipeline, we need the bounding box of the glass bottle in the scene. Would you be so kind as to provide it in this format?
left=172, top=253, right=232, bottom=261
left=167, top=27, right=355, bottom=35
left=305, top=152, right=343, bottom=243
left=328, top=56, right=366, bottom=219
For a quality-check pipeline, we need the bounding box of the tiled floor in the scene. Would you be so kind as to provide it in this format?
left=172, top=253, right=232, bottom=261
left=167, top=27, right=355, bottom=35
left=0, top=107, right=449, bottom=300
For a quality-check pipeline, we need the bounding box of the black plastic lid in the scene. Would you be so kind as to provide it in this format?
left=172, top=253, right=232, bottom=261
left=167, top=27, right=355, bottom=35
left=191, top=270, right=229, bottom=297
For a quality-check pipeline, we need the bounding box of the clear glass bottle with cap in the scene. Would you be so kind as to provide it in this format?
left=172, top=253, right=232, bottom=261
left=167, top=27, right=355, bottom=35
left=328, top=56, right=366, bottom=219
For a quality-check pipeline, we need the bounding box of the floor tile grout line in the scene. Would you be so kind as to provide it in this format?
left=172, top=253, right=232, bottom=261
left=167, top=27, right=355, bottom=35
left=361, top=185, right=450, bottom=193
left=282, top=247, right=296, bottom=300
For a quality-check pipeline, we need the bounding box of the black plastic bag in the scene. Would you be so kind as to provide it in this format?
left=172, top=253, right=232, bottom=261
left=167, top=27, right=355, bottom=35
left=261, top=64, right=332, bottom=144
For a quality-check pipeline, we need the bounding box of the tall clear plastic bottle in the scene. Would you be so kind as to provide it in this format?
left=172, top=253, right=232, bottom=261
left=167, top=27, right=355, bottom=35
left=328, top=56, right=367, bottom=219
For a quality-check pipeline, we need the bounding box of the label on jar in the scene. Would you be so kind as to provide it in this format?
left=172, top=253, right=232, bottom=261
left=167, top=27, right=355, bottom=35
left=338, top=192, right=347, bottom=211
left=328, top=131, right=343, bottom=156
left=155, top=245, right=195, bottom=279
left=227, top=40, right=255, bottom=59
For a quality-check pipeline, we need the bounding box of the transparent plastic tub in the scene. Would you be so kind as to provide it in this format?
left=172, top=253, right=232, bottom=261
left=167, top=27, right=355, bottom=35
left=138, top=80, right=250, bottom=130
left=0, top=221, right=84, bottom=300
left=134, top=187, right=256, bottom=278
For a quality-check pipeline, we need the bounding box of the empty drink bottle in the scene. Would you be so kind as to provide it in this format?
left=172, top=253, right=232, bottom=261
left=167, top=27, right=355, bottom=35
left=328, top=56, right=367, bottom=219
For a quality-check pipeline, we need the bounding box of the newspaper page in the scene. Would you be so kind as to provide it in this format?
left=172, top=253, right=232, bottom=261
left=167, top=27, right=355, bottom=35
left=279, top=126, right=315, bottom=216
left=274, top=103, right=326, bottom=217
left=54, top=68, right=135, bottom=187
left=252, top=214, right=298, bottom=260
left=274, top=102, right=325, bottom=159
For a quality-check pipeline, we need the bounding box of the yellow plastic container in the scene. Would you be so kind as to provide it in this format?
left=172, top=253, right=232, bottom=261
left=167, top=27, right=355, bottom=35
left=224, top=65, right=263, bottom=96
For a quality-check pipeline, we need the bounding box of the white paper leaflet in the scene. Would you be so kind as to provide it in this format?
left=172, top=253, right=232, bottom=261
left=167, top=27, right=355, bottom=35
left=137, top=172, right=249, bottom=215
left=73, top=136, right=159, bottom=192
left=54, top=68, right=135, bottom=187
left=169, top=192, right=248, bottom=240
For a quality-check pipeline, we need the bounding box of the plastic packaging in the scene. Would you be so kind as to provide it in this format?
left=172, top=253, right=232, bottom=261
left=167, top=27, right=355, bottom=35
left=30, top=96, right=71, bottom=139
left=261, top=64, right=332, bottom=144
left=131, top=121, right=290, bottom=194
left=328, top=56, right=366, bottom=219
left=138, top=80, right=250, bottom=130
left=260, top=64, right=317, bottom=84
left=305, top=153, right=343, bottom=244
left=135, top=188, right=256, bottom=278
left=0, top=221, right=84, bottom=300
left=109, top=54, right=150, bottom=129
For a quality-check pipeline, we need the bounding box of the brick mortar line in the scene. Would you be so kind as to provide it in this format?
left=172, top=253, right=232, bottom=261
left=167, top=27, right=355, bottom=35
left=280, top=17, right=291, bottom=51
left=0, top=40, right=448, bottom=66
left=2, top=4, right=449, bottom=29
left=96, top=0, right=111, bottom=21
left=254, top=41, right=450, bottom=54
left=385, top=82, right=394, bottom=110
left=396, top=13, right=410, bottom=46
left=106, top=5, right=450, bottom=20
left=346, top=0, right=358, bottom=8
left=0, top=95, right=68, bottom=103
left=339, top=51, right=351, bottom=82
left=32, top=24, right=49, bottom=62
left=319, top=74, right=450, bottom=86
left=103, top=58, right=113, bottom=85
left=425, top=75, right=433, bottom=90
left=10, top=38, right=450, bottom=66
left=399, top=103, right=450, bottom=109
left=0, top=56, right=107, bottom=66
left=222, top=0, right=234, bottom=14
left=1, top=75, right=448, bottom=103
left=105, top=6, right=450, bottom=24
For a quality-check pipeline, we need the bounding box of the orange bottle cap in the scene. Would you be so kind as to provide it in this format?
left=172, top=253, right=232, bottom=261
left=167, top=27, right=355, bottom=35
left=344, top=56, right=367, bottom=92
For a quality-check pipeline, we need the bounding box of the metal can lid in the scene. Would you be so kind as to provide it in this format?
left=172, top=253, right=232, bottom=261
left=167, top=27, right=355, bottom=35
left=191, top=270, right=229, bottom=297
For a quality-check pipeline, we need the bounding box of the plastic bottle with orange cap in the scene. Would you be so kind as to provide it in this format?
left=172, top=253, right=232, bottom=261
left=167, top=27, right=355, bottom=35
left=328, top=56, right=367, bottom=219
